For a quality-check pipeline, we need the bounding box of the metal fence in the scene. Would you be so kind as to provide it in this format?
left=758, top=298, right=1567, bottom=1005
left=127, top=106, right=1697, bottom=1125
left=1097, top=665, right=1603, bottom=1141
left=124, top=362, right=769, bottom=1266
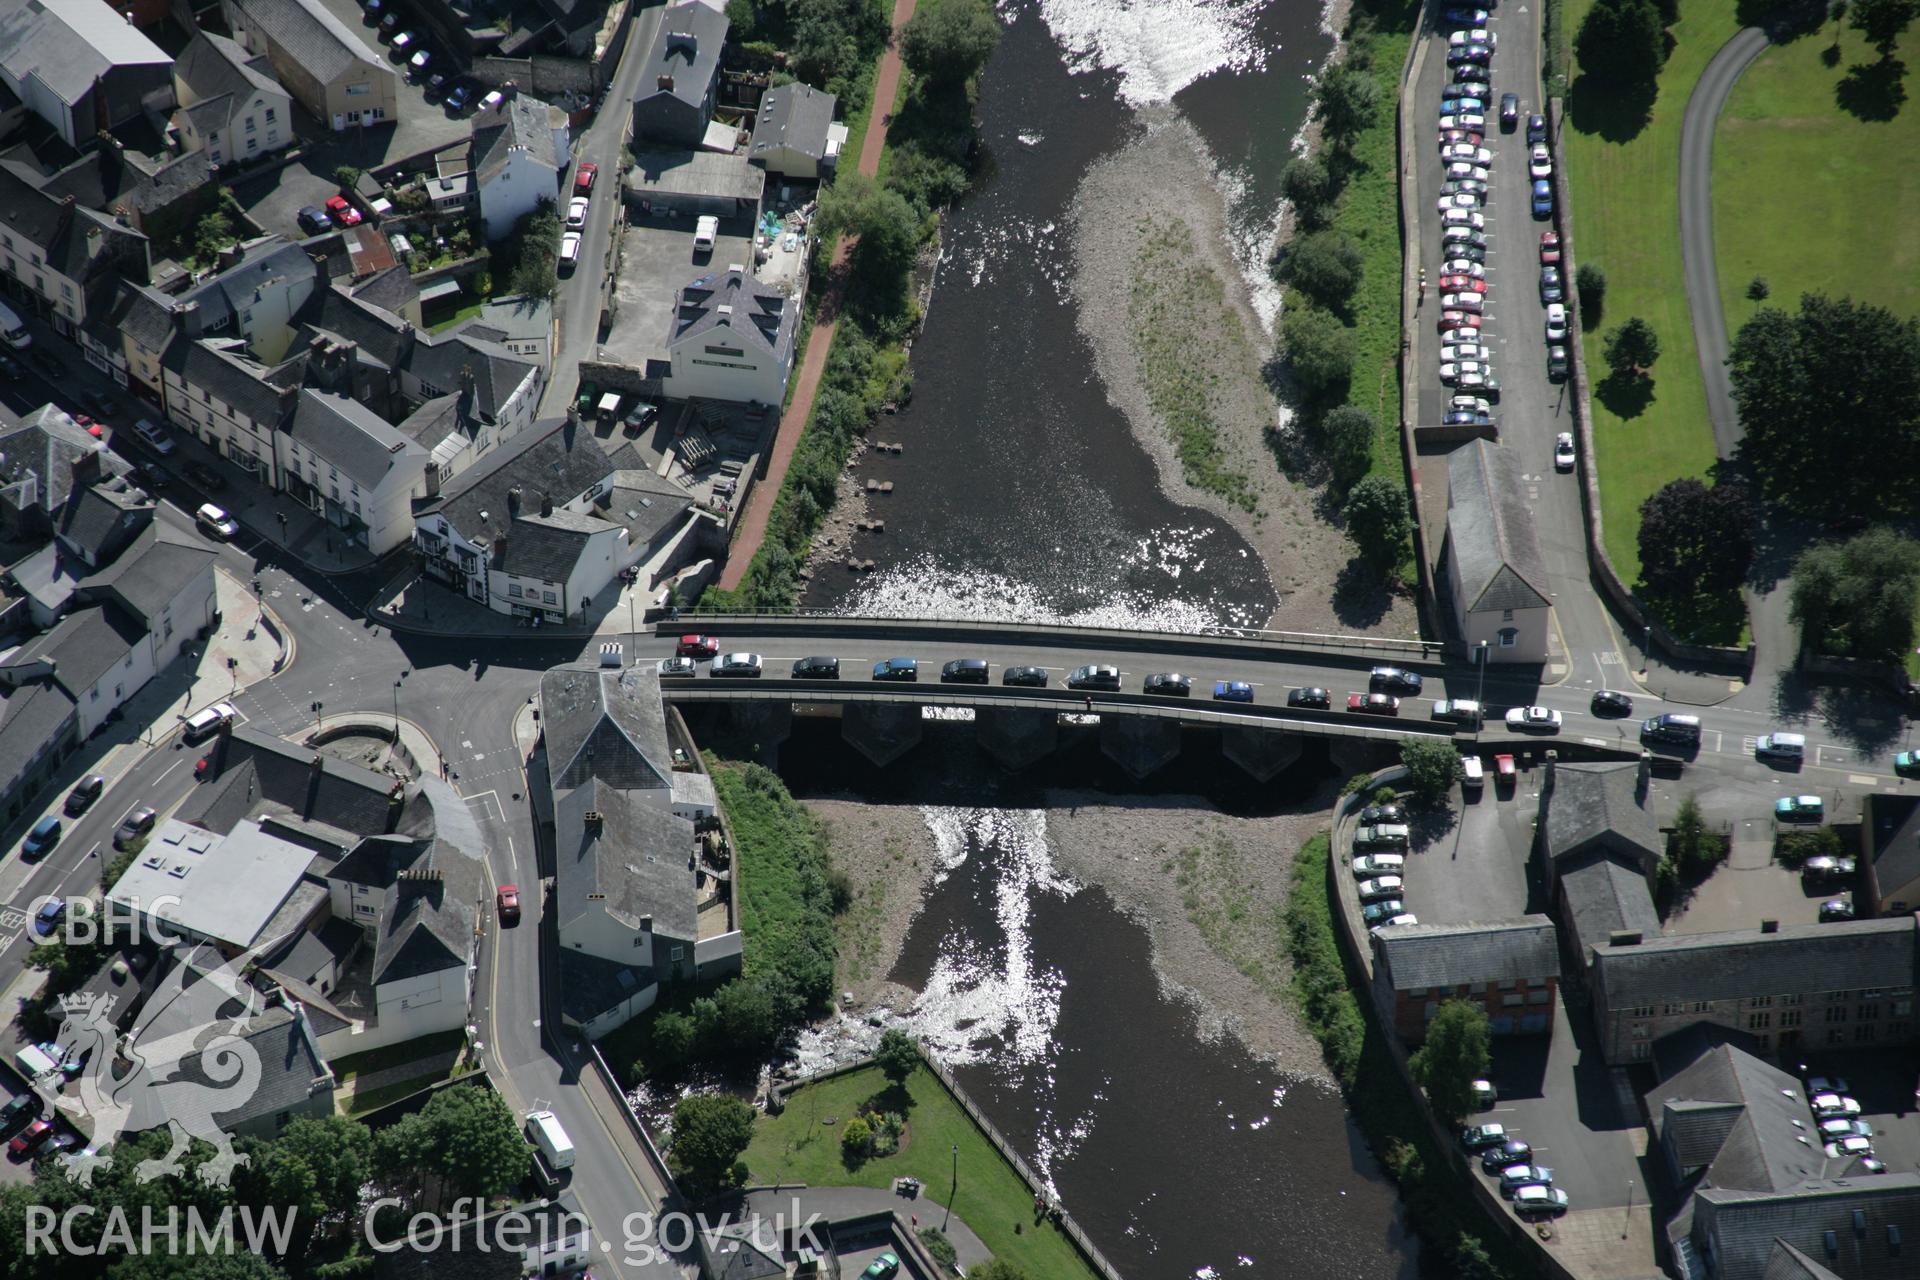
left=588, top=1041, right=679, bottom=1194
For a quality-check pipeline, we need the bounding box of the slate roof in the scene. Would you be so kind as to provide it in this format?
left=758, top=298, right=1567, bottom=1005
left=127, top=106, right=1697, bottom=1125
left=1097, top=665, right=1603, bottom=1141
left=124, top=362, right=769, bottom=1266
left=174, top=31, right=285, bottom=135
left=292, top=283, right=414, bottom=373
left=163, top=337, right=295, bottom=427
left=329, top=834, right=473, bottom=985
left=187, top=724, right=402, bottom=836
left=394, top=394, right=467, bottom=452
left=583, top=469, right=694, bottom=549
left=636, top=2, right=728, bottom=114
left=116, top=284, right=177, bottom=353
left=1865, top=792, right=1920, bottom=903
left=498, top=510, right=601, bottom=583
left=1595, top=917, right=1918, bottom=1009
left=0, top=405, right=105, bottom=514
left=1374, top=916, right=1560, bottom=989
left=1559, top=854, right=1660, bottom=953
left=1544, top=759, right=1659, bottom=867
left=1649, top=1044, right=1819, bottom=1190
left=749, top=82, right=837, bottom=165
left=57, top=473, right=153, bottom=566
left=421, top=415, right=615, bottom=547
left=404, top=331, right=536, bottom=425
left=0, top=163, right=67, bottom=251
left=1762, top=1241, right=1845, bottom=1280
left=76, top=521, right=216, bottom=626
left=179, top=235, right=317, bottom=335
left=670, top=266, right=794, bottom=362
left=225, top=0, right=386, bottom=85
left=350, top=264, right=418, bottom=315
left=5, top=541, right=82, bottom=618
left=0, top=0, right=171, bottom=109
left=471, top=92, right=561, bottom=184
left=263, top=917, right=360, bottom=987
left=555, top=776, right=699, bottom=942
left=0, top=679, right=75, bottom=786
left=1447, top=439, right=1551, bottom=613
left=139, top=998, right=333, bottom=1133
left=285, top=388, right=425, bottom=490
left=628, top=148, right=766, bottom=202
left=2, top=600, right=145, bottom=695
left=538, top=662, right=674, bottom=796
left=1695, top=1174, right=1920, bottom=1280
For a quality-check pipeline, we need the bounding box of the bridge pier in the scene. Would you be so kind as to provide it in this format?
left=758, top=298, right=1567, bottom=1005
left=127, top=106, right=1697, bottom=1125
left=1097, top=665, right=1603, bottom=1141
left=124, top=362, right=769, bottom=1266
left=1099, top=714, right=1181, bottom=781
left=728, top=701, right=793, bottom=757
left=842, top=703, right=923, bottom=767
left=1220, top=725, right=1304, bottom=782
left=975, top=707, right=1059, bottom=771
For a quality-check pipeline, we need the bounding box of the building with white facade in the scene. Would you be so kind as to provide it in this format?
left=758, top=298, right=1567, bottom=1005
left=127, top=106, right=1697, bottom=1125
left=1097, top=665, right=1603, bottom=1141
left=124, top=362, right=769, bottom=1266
left=663, top=265, right=796, bottom=408
left=280, top=387, right=430, bottom=555
left=172, top=31, right=294, bottom=169
left=221, top=0, right=396, bottom=132
left=0, top=164, right=151, bottom=341
left=471, top=89, right=570, bottom=242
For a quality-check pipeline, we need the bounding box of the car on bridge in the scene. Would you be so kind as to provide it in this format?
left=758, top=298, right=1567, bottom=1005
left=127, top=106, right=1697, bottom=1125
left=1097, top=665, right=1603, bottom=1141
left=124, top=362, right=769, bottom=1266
left=1213, top=680, right=1254, bottom=703
left=659, top=656, right=697, bottom=677
left=792, top=656, right=840, bottom=679
left=1431, top=699, right=1482, bottom=726
left=1505, top=706, right=1561, bottom=732
left=1369, top=668, right=1423, bottom=695
left=1002, top=666, right=1048, bottom=687
left=1288, top=687, right=1331, bottom=710
left=941, top=659, right=990, bottom=684
left=1143, top=673, right=1192, bottom=697
left=676, top=635, right=720, bottom=659
left=1067, top=665, right=1121, bottom=691
left=1348, top=692, right=1399, bottom=715
left=873, top=658, right=918, bottom=682
left=712, top=653, right=763, bottom=678
left=1775, top=795, right=1824, bottom=823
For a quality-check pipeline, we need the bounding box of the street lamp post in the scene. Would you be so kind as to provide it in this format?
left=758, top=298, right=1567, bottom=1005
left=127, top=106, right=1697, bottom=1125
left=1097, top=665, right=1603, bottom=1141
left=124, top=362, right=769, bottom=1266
left=944, top=1142, right=957, bottom=1231
left=1474, top=641, right=1489, bottom=734
left=393, top=669, right=409, bottom=742
left=276, top=511, right=288, bottom=547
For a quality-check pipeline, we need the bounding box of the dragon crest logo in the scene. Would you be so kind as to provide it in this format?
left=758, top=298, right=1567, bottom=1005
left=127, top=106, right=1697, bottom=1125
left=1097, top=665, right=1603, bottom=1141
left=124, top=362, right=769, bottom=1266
left=51, top=945, right=265, bottom=1188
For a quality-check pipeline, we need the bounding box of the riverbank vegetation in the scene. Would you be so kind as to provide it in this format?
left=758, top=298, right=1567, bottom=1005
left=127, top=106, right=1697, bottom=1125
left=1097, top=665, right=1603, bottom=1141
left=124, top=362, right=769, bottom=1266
left=1284, top=833, right=1529, bottom=1279
left=705, top=0, right=999, bottom=610
left=744, top=1064, right=1099, bottom=1280
left=1272, top=0, right=1419, bottom=579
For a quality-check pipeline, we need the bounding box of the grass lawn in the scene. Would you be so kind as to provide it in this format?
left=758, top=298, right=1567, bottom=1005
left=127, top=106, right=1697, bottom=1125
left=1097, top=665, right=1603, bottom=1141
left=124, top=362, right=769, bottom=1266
left=1712, top=27, right=1920, bottom=335
left=427, top=298, right=486, bottom=332
left=1561, top=0, right=1740, bottom=589
left=743, top=1065, right=1101, bottom=1280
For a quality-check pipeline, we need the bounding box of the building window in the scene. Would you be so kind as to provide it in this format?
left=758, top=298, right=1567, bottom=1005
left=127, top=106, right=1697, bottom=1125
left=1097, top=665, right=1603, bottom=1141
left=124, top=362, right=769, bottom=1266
left=508, top=584, right=522, bottom=598
left=1631, top=1005, right=1654, bottom=1018
left=1855, top=1024, right=1878, bottom=1043
left=1502, top=608, right=1514, bottom=621
left=1828, top=1028, right=1846, bottom=1045
left=1827, top=1005, right=1849, bottom=1024
left=1498, top=627, right=1519, bottom=647
left=355, top=904, right=375, bottom=917
left=265, top=107, right=276, bottom=123
left=89, top=689, right=98, bottom=702
left=1502, top=994, right=1524, bottom=1007
left=1747, top=1012, right=1771, bottom=1030
left=1527, top=990, right=1549, bottom=1005
left=1631, top=1023, right=1650, bottom=1040
left=542, top=590, right=557, bottom=605
left=1781, top=994, right=1802, bottom=1007
left=1780, top=1010, right=1802, bottom=1029
left=61, top=283, right=72, bottom=299
left=245, top=117, right=256, bottom=133
left=1631, top=1043, right=1650, bottom=1061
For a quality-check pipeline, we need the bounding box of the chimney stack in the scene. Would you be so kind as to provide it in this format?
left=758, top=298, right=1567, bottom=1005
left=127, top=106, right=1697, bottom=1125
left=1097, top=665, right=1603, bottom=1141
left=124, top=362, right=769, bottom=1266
left=540, top=494, right=553, bottom=517
left=507, top=486, right=522, bottom=516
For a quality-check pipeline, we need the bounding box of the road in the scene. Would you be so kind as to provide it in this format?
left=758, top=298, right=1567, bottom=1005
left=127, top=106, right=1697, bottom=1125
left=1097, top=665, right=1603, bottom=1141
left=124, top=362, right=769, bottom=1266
left=538, top=0, right=669, bottom=419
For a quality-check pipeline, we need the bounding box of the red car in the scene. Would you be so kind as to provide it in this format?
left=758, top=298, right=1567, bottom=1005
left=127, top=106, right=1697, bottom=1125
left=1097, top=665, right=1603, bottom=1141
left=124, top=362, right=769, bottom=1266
left=1347, top=692, right=1400, bottom=716
left=676, top=634, right=719, bottom=659
left=496, top=885, right=520, bottom=925
left=325, top=196, right=362, bottom=227
left=1437, top=128, right=1483, bottom=147
left=574, top=162, right=597, bottom=195
left=1494, top=753, right=1517, bottom=783
left=1439, top=276, right=1488, bottom=294
left=1440, top=311, right=1483, bottom=330
left=9, top=1119, right=51, bottom=1158
left=1539, top=231, right=1561, bottom=264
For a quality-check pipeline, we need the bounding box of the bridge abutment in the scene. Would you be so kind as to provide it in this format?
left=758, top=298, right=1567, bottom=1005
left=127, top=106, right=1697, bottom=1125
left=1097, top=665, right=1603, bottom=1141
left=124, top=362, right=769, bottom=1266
left=1220, top=725, right=1304, bottom=782
left=842, top=703, right=923, bottom=767
left=1099, top=714, right=1181, bottom=781
left=976, top=707, right=1059, bottom=771
left=728, top=701, right=793, bottom=757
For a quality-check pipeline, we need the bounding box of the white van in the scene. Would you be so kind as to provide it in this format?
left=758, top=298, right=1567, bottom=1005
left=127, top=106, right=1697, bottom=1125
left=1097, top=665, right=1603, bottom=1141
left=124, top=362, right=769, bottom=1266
left=0, top=299, right=29, bottom=349
left=182, top=701, right=238, bottom=744
left=525, top=1109, right=575, bottom=1170
left=1755, top=732, right=1806, bottom=764
left=693, top=215, right=718, bottom=251
left=14, top=1044, right=58, bottom=1081
left=1461, top=754, right=1485, bottom=791
left=558, top=232, right=581, bottom=273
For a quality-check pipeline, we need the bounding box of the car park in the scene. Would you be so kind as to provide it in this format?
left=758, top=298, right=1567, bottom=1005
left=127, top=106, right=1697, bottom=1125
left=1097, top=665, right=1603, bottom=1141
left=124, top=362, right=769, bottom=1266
left=1544, top=303, right=1569, bottom=341
left=1443, top=410, right=1495, bottom=427
left=113, top=807, right=157, bottom=850
left=1439, top=113, right=1487, bottom=132
left=676, top=634, right=720, bottom=659
left=1439, top=275, right=1487, bottom=294
left=391, top=30, right=414, bottom=51
left=1554, top=433, right=1576, bottom=470
left=1003, top=666, right=1048, bottom=687
left=1440, top=293, right=1484, bottom=314
left=1439, top=147, right=1493, bottom=170
left=10, top=1119, right=53, bottom=1158
left=1348, top=692, right=1400, bottom=715
left=1823, top=1136, right=1874, bottom=1160
left=1505, top=705, right=1561, bottom=732
left=1775, top=795, right=1824, bottom=823
left=1440, top=328, right=1483, bottom=348
left=1591, top=689, right=1633, bottom=717
left=941, top=659, right=990, bottom=684
left=1371, top=913, right=1418, bottom=931
left=1529, top=144, right=1552, bottom=178
left=409, top=49, right=431, bottom=77
left=694, top=215, right=719, bottom=251
left=1444, top=161, right=1491, bottom=183
left=1539, top=265, right=1565, bottom=303
left=1439, top=256, right=1486, bottom=276
left=1437, top=128, right=1484, bottom=149
left=791, top=656, right=840, bottom=679
left=1448, top=46, right=1493, bottom=65
left=1801, top=855, right=1855, bottom=880
left=480, top=89, right=504, bottom=112
left=1352, top=853, right=1407, bottom=877
left=1448, top=28, right=1496, bottom=47
left=1444, top=244, right=1489, bottom=265
left=1067, top=664, right=1121, bottom=691
left=873, top=658, right=919, bottom=682
left=1442, top=344, right=1491, bottom=365
left=1288, top=687, right=1331, bottom=710
left=1440, top=361, right=1495, bottom=387
left=444, top=83, right=471, bottom=111
left=1357, top=876, right=1405, bottom=903
left=1448, top=79, right=1492, bottom=101
left=1531, top=178, right=1554, bottom=217
left=1498, top=1165, right=1553, bottom=1198
left=65, top=776, right=105, bottom=815
left=1362, top=898, right=1410, bottom=925
left=1807, top=1075, right=1849, bottom=1096
left=1442, top=224, right=1488, bottom=247
left=1440, top=97, right=1486, bottom=115
left=1528, top=114, right=1548, bottom=144
left=1359, top=804, right=1406, bottom=825
left=1494, top=753, right=1517, bottom=784
left=1440, top=311, right=1484, bottom=332
left=1437, top=191, right=1483, bottom=213
left=712, top=653, right=763, bottom=678
left=1445, top=7, right=1490, bottom=25
left=1461, top=1123, right=1509, bottom=1151
left=658, top=656, right=697, bottom=677
left=1500, top=92, right=1520, bottom=128
left=1547, top=345, right=1569, bottom=381
left=1479, top=1139, right=1532, bottom=1173
left=567, top=197, right=590, bottom=229
left=1513, top=1185, right=1569, bottom=1219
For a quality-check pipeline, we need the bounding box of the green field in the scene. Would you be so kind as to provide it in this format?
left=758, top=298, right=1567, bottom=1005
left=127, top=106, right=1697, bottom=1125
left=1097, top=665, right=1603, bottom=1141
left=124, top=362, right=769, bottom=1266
left=1712, top=28, right=1920, bottom=334
left=743, top=1064, right=1101, bottom=1280
left=1561, top=0, right=1740, bottom=586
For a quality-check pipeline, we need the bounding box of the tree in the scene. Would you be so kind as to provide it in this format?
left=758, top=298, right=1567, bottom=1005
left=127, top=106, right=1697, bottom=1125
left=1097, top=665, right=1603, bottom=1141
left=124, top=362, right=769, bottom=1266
left=816, top=173, right=923, bottom=286
left=1278, top=230, right=1363, bottom=311
left=725, top=0, right=756, bottom=38
left=1636, top=477, right=1755, bottom=598
left=647, top=1009, right=699, bottom=1075
left=260, top=1116, right=372, bottom=1232
left=1575, top=0, right=1667, bottom=84
left=1851, top=0, right=1917, bottom=50
left=1321, top=405, right=1377, bottom=487
left=1400, top=738, right=1463, bottom=803
left=333, top=165, right=363, bottom=189
left=668, top=1094, right=756, bottom=1200
left=1668, top=794, right=1729, bottom=883
left=1408, top=1000, right=1491, bottom=1122
left=1788, top=527, right=1920, bottom=660
left=1312, top=65, right=1381, bottom=141
left=693, top=978, right=783, bottom=1063
left=1602, top=316, right=1660, bottom=376
left=840, top=1113, right=872, bottom=1158
left=1280, top=155, right=1337, bottom=228
left=391, top=1086, right=530, bottom=1201
left=874, top=1029, right=919, bottom=1088
left=1747, top=276, right=1770, bottom=301
left=899, top=0, right=1000, bottom=88
left=1344, top=474, right=1412, bottom=571
left=1576, top=262, right=1607, bottom=320
left=1729, top=295, right=1920, bottom=515
left=1280, top=306, right=1355, bottom=400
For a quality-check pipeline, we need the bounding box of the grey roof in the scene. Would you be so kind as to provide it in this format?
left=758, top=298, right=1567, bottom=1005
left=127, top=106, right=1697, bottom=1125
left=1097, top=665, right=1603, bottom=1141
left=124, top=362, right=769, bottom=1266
left=0, top=677, right=75, bottom=784
left=670, top=266, right=794, bottom=362
left=263, top=918, right=360, bottom=986
left=0, top=405, right=105, bottom=514
left=0, top=164, right=68, bottom=250
left=163, top=338, right=296, bottom=428
left=584, top=469, right=694, bottom=549
left=5, top=541, right=82, bottom=617
left=471, top=92, right=562, bottom=184
left=180, top=236, right=318, bottom=334
left=225, top=0, right=387, bottom=86
left=1447, top=439, right=1551, bottom=613
left=404, top=331, right=537, bottom=425
left=1559, top=854, right=1660, bottom=953
left=293, top=283, right=413, bottom=372
left=285, top=388, right=425, bottom=489
left=749, top=83, right=838, bottom=164
left=329, top=833, right=475, bottom=985
left=2, top=600, right=145, bottom=695
left=636, top=2, right=728, bottom=112
left=1596, top=917, right=1918, bottom=1009
left=175, top=31, right=285, bottom=125
left=422, top=415, right=615, bottom=546
left=1694, top=1174, right=1920, bottom=1280
left=555, top=777, right=699, bottom=942
left=1374, top=916, right=1560, bottom=989
left=628, top=148, right=766, bottom=202
left=702, top=1220, right=787, bottom=1280
left=186, top=724, right=403, bottom=837
left=108, top=818, right=318, bottom=949
left=1649, top=1044, right=1823, bottom=1191
left=1866, top=792, right=1920, bottom=902
left=538, top=662, right=674, bottom=797
left=394, top=393, right=467, bottom=451
left=499, top=510, right=600, bottom=583
left=1763, top=1241, right=1846, bottom=1280
left=100, top=281, right=178, bottom=357
left=57, top=473, right=154, bottom=566
left=76, top=521, right=216, bottom=626
left=0, top=0, right=170, bottom=109
left=351, top=264, right=418, bottom=314
left=457, top=294, right=551, bottom=350
left=135, top=996, right=333, bottom=1133
left=1543, top=759, right=1660, bottom=867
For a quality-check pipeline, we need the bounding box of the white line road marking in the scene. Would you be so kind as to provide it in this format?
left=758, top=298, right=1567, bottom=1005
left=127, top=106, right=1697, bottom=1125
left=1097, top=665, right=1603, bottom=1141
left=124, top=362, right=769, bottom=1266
left=1850, top=775, right=1877, bottom=786
left=1581, top=737, right=1608, bottom=747
left=153, top=760, right=180, bottom=787
left=0, top=910, right=28, bottom=931
left=506, top=835, right=518, bottom=878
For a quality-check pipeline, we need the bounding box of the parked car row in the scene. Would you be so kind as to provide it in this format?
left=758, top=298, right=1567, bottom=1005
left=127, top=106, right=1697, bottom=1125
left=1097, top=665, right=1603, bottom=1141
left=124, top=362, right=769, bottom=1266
left=1462, top=1122, right=1569, bottom=1218
left=1802, top=1074, right=1886, bottom=1171
left=1351, top=804, right=1417, bottom=932
left=1434, top=13, right=1501, bottom=400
